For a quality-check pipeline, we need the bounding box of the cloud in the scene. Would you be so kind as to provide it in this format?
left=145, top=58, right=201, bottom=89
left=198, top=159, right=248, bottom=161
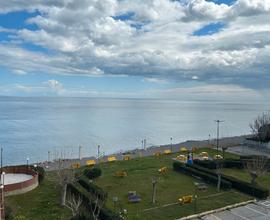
left=0, top=0, right=270, bottom=91
left=143, top=77, right=168, bottom=84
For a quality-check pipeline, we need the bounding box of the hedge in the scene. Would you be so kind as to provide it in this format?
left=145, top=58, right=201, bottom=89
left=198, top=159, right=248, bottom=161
left=173, top=162, right=231, bottom=189
left=67, top=178, right=121, bottom=220
left=183, top=163, right=269, bottom=199
left=83, top=167, right=102, bottom=180
left=77, top=175, right=106, bottom=198
left=193, top=159, right=243, bottom=169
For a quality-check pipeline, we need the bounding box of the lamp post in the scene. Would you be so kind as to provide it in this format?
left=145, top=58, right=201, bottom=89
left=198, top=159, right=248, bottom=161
left=97, top=145, right=100, bottom=164
left=170, top=137, right=173, bottom=152
left=214, top=120, right=224, bottom=152
left=48, top=151, right=51, bottom=163
left=0, top=172, right=5, bottom=220
left=26, top=158, right=29, bottom=167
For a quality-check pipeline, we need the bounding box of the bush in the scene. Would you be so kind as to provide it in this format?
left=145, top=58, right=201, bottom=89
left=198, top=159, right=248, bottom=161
left=183, top=162, right=269, bottom=199
left=173, top=162, right=231, bottom=189
left=31, top=165, right=45, bottom=183
left=83, top=167, right=102, bottom=180
left=193, top=159, right=243, bottom=169
left=78, top=176, right=106, bottom=198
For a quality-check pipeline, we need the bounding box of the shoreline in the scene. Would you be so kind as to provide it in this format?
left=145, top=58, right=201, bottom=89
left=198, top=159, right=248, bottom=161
left=38, top=134, right=250, bottom=171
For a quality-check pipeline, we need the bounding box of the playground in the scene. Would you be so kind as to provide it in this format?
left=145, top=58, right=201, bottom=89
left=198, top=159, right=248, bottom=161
left=94, top=148, right=251, bottom=220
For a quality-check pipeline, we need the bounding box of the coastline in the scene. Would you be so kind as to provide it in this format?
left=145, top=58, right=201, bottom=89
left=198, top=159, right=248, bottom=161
left=39, top=134, right=250, bottom=171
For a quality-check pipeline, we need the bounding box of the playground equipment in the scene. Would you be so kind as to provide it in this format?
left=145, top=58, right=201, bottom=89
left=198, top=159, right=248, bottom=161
left=176, top=155, right=187, bottom=163
left=179, top=195, right=193, bottom=204
left=86, top=160, right=96, bottom=166
left=71, top=163, right=80, bottom=169
left=164, top=149, right=172, bottom=155
left=214, top=154, right=223, bottom=160
left=128, top=191, right=141, bottom=203
left=123, top=155, right=131, bottom=161
left=154, top=152, right=162, bottom=157
left=108, top=156, right=117, bottom=162
left=180, top=147, right=188, bottom=153
left=115, top=170, right=128, bottom=177
left=158, top=166, right=168, bottom=174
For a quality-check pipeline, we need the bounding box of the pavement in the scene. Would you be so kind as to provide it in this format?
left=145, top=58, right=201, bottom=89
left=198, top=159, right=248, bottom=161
left=194, top=200, right=270, bottom=220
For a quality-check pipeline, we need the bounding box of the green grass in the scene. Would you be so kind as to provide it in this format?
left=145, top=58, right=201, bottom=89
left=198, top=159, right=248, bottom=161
left=6, top=172, right=72, bottom=220
left=92, top=149, right=250, bottom=220
left=222, top=168, right=270, bottom=189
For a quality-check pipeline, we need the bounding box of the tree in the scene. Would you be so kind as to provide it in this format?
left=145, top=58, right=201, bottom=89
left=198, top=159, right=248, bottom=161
left=89, top=190, right=107, bottom=220
left=250, top=111, right=270, bottom=145
left=243, top=155, right=268, bottom=185
left=65, top=193, right=83, bottom=217
left=57, top=159, right=76, bottom=206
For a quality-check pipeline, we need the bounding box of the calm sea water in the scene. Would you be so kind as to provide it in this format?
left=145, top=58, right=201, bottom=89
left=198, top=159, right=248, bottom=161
left=0, top=97, right=269, bottom=165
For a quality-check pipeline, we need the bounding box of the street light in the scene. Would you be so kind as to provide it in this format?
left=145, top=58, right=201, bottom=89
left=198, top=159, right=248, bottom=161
left=214, top=120, right=224, bottom=152
left=26, top=158, right=29, bottom=167
left=170, top=137, right=173, bottom=152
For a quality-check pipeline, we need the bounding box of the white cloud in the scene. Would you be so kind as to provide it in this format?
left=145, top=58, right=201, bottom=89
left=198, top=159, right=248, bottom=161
left=0, top=0, right=270, bottom=92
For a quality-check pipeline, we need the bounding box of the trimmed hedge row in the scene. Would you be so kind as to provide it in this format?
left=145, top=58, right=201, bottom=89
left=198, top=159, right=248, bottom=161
left=193, top=159, right=243, bottom=169
left=173, top=162, right=232, bottom=189
left=68, top=177, right=121, bottom=220
left=182, top=163, right=269, bottom=199
left=83, top=167, right=102, bottom=180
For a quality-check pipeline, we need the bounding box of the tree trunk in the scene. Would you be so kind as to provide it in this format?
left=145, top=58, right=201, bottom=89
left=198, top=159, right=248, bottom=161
left=61, top=184, right=67, bottom=206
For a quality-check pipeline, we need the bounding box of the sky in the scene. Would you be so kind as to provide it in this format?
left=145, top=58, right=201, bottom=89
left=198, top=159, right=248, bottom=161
left=0, top=0, right=269, bottom=100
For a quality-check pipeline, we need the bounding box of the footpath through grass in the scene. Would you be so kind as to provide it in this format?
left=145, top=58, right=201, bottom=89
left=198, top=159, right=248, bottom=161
left=94, top=148, right=250, bottom=220
left=6, top=172, right=72, bottom=220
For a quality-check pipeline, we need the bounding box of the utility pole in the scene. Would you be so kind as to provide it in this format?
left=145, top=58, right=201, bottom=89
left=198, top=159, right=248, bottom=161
left=170, top=137, right=173, bottom=152
left=214, top=120, right=224, bottom=152
left=79, top=146, right=82, bottom=160
left=97, top=145, right=100, bottom=163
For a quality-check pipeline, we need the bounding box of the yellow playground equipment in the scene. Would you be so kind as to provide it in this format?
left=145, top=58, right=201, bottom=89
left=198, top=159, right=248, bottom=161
left=199, top=151, right=209, bottom=157
left=178, top=195, right=193, bottom=204
left=108, top=156, right=117, bottom=162
left=164, top=149, right=172, bottom=155
left=86, top=160, right=96, bottom=166
left=123, top=155, right=131, bottom=161
left=154, top=151, right=162, bottom=157
left=176, top=154, right=187, bottom=163
left=214, top=154, right=223, bottom=160
left=180, top=147, right=188, bottom=153
left=71, top=163, right=80, bottom=169
left=115, top=170, right=128, bottom=177
left=158, top=166, right=168, bottom=174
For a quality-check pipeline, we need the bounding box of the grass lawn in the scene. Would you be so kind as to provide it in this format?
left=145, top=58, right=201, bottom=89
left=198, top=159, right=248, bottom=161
left=222, top=168, right=270, bottom=189
left=93, top=149, right=250, bottom=220
left=6, top=172, right=72, bottom=220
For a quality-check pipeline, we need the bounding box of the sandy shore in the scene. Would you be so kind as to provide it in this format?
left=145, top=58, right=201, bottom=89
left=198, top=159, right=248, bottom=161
left=38, top=135, right=250, bottom=171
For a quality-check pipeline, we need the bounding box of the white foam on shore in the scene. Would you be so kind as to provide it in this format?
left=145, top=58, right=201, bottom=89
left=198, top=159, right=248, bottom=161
left=2, top=173, right=33, bottom=185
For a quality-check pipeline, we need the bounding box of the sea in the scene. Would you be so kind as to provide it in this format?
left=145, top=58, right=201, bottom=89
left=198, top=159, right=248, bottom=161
left=0, top=96, right=269, bottom=165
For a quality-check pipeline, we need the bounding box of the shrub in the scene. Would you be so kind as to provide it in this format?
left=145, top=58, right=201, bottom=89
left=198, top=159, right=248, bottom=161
left=193, top=159, right=243, bottom=169
left=78, top=176, right=106, bottom=198
left=173, top=162, right=231, bottom=189
left=31, top=166, right=45, bottom=183
left=183, top=162, right=269, bottom=199
left=83, top=167, right=102, bottom=180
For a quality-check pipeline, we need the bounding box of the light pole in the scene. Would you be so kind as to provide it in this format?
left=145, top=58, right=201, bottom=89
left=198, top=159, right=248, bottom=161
left=97, top=145, right=100, bottom=164
left=26, top=158, right=29, bottom=167
left=48, top=151, right=51, bottom=163
left=79, top=146, right=82, bottom=160
left=0, top=172, right=5, bottom=220
left=170, top=137, right=173, bottom=152
left=0, top=148, right=2, bottom=177
left=214, top=120, right=224, bottom=152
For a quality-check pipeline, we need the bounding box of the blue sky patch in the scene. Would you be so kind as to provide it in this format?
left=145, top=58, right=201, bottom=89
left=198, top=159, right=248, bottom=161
left=206, top=0, right=236, bottom=5
left=0, top=11, right=39, bottom=31
left=112, top=12, right=135, bottom=21
left=193, top=22, right=226, bottom=36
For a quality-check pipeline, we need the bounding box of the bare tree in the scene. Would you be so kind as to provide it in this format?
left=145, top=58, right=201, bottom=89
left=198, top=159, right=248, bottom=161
left=65, top=194, right=83, bottom=217
left=56, top=159, right=76, bottom=206
left=243, top=155, right=268, bottom=185
left=89, top=191, right=107, bottom=220
left=250, top=111, right=270, bottom=146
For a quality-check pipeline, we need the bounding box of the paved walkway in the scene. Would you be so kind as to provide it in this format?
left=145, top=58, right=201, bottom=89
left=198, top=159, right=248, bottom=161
left=197, top=200, right=270, bottom=220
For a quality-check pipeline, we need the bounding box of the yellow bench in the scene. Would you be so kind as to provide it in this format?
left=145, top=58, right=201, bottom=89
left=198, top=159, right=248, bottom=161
left=179, top=195, right=193, bottom=204
left=158, top=167, right=168, bottom=174
left=164, top=149, right=172, bottom=155
left=199, top=152, right=209, bottom=157
left=115, top=170, right=128, bottom=177
left=86, top=160, right=96, bottom=166
left=123, top=155, right=131, bottom=161
left=108, top=156, right=117, bottom=162
left=71, top=163, right=80, bottom=169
